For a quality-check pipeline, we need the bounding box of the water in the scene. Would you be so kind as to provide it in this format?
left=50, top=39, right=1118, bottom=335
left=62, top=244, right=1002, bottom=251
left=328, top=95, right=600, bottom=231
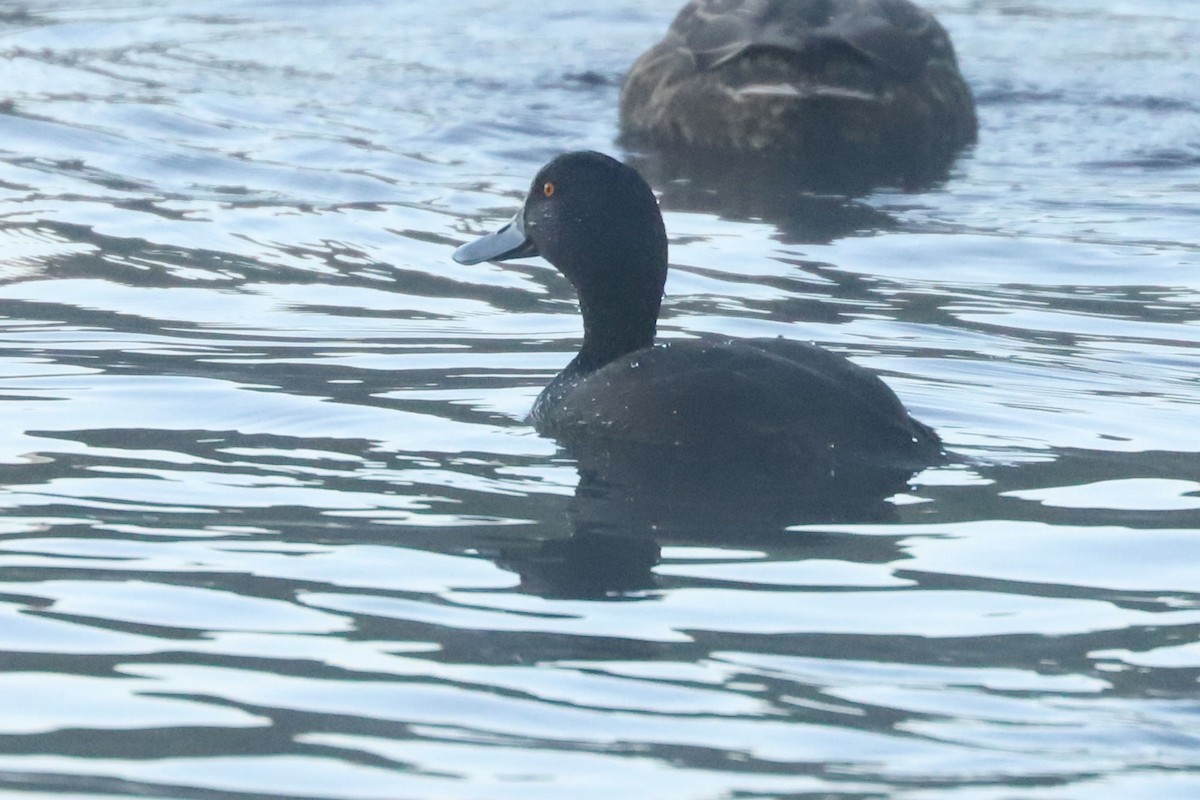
left=1, top=0, right=1198, bottom=797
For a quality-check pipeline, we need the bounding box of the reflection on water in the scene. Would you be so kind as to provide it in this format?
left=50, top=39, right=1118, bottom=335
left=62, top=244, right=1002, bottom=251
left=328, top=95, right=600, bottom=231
left=505, top=440, right=921, bottom=598
left=1, top=1, right=1199, bottom=798
left=632, top=149, right=905, bottom=243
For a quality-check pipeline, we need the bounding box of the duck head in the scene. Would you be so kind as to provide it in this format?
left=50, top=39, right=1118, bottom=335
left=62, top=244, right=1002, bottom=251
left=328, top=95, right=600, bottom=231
left=454, top=151, right=668, bottom=302
left=454, top=152, right=670, bottom=368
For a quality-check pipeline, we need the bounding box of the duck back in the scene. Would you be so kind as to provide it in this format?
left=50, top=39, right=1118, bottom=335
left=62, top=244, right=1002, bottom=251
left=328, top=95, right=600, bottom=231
left=619, top=0, right=977, bottom=186
left=675, top=0, right=947, bottom=77
left=532, top=337, right=940, bottom=471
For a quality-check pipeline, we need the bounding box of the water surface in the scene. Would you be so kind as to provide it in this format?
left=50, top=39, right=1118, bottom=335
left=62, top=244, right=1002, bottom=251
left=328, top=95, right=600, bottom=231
left=1, top=1, right=1199, bottom=798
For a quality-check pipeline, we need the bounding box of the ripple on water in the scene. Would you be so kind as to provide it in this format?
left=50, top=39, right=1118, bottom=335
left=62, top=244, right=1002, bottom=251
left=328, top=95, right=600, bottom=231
left=0, top=1, right=1199, bottom=799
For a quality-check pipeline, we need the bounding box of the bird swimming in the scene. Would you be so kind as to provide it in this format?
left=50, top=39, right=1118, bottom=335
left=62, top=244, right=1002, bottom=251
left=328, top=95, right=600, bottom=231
left=618, top=0, right=977, bottom=187
left=453, top=151, right=941, bottom=475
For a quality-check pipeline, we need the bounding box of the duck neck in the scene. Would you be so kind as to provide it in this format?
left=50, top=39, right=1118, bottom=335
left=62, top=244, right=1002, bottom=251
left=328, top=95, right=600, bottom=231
left=567, top=283, right=661, bottom=379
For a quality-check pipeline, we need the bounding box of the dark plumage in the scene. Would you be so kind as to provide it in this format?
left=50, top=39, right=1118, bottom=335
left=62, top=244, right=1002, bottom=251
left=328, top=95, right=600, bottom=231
left=619, top=0, right=977, bottom=185
left=453, top=151, right=941, bottom=475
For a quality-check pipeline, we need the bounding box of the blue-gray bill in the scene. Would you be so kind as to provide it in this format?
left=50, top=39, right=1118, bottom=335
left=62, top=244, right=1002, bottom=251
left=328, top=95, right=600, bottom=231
left=453, top=211, right=540, bottom=265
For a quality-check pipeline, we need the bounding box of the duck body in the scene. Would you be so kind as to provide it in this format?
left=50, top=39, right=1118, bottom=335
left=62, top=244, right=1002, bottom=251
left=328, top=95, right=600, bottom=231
left=453, top=151, right=941, bottom=475
left=532, top=336, right=938, bottom=472
left=619, top=0, right=977, bottom=186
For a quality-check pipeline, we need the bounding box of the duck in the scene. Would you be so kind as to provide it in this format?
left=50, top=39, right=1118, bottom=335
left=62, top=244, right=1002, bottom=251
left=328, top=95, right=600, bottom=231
left=618, top=0, right=977, bottom=187
left=453, top=151, right=941, bottom=475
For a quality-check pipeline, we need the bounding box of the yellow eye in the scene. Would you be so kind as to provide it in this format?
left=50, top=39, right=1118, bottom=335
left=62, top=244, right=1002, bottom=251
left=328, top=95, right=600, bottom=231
left=542, top=182, right=556, bottom=197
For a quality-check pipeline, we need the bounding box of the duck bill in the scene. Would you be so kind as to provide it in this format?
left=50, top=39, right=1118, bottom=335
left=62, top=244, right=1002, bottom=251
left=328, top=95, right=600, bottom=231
left=452, top=211, right=540, bottom=265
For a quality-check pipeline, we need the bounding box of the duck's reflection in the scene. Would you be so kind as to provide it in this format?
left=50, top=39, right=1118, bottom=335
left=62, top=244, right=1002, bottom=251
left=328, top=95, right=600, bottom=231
left=627, top=150, right=906, bottom=245
left=502, top=442, right=917, bottom=599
